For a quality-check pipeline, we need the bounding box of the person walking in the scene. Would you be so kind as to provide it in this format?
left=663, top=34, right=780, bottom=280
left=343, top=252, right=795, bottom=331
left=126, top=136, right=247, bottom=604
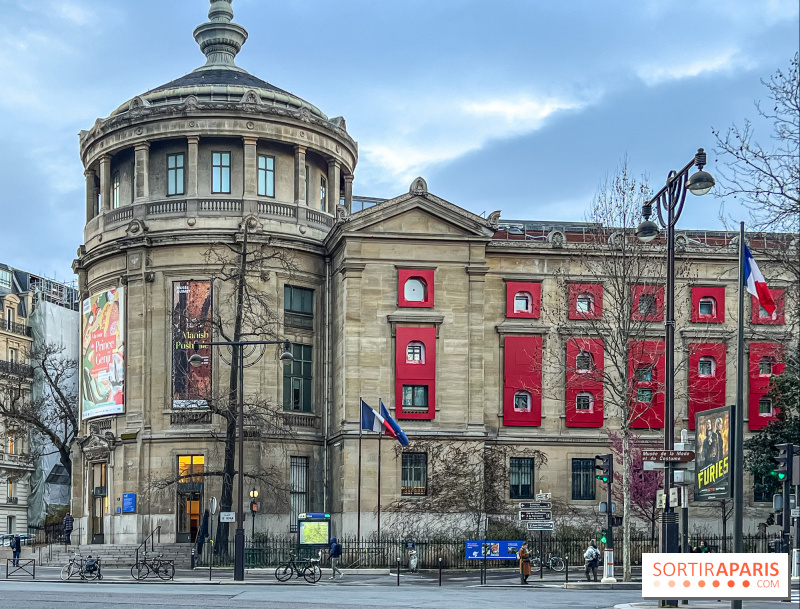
left=584, top=539, right=600, bottom=582
left=10, top=535, right=21, bottom=567
left=63, top=512, right=74, bottom=545
left=328, top=537, right=344, bottom=580
left=518, top=541, right=531, bottom=584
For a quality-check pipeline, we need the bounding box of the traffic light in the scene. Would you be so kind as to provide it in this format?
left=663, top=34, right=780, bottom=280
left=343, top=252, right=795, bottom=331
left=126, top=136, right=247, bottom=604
left=768, top=443, right=793, bottom=481
left=599, top=529, right=608, bottom=544
left=595, top=454, right=613, bottom=483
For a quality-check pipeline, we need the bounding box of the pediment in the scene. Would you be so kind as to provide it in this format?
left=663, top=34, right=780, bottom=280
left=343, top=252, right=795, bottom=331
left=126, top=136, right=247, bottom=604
left=360, top=206, right=477, bottom=236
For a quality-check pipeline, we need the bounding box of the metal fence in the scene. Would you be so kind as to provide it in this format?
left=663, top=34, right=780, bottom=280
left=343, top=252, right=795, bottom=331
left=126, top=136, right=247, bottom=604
left=193, top=532, right=789, bottom=570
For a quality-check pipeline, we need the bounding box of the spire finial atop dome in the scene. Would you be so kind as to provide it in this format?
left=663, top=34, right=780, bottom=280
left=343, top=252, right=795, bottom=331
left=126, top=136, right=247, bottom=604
left=192, top=0, right=249, bottom=72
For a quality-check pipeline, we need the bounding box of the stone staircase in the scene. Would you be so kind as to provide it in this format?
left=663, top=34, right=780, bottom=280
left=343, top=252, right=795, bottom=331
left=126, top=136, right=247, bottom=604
left=39, top=543, right=192, bottom=568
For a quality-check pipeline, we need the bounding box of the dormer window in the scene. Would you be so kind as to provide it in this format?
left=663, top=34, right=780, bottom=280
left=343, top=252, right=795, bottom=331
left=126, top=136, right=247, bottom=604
left=576, top=294, right=593, bottom=314
left=0, top=270, right=10, bottom=290
left=514, top=391, right=532, bottom=412
left=698, top=297, right=715, bottom=317
left=513, top=292, right=532, bottom=313
left=404, top=278, right=427, bottom=302
left=576, top=351, right=593, bottom=372
left=406, top=341, right=425, bottom=364
left=698, top=356, right=715, bottom=377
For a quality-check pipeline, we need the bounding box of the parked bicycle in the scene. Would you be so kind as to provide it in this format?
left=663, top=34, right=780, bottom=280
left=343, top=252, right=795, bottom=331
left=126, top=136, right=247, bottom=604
left=274, top=550, right=322, bottom=583
left=131, top=550, right=175, bottom=580
left=530, top=551, right=565, bottom=572
left=60, top=552, right=102, bottom=581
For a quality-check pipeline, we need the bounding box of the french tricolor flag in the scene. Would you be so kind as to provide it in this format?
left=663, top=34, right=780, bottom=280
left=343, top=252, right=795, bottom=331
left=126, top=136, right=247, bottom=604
left=744, top=245, right=775, bottom=316
left=361, top=399, right=397, bottom=439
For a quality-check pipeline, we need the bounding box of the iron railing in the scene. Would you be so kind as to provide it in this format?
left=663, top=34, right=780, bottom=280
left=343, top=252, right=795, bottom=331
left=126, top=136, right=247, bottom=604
left=0, top=359, right=33, bottom=378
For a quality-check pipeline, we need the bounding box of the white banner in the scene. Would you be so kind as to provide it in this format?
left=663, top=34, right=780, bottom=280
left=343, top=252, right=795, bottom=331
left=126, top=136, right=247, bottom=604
left=642, top=553, right=790, bottom=600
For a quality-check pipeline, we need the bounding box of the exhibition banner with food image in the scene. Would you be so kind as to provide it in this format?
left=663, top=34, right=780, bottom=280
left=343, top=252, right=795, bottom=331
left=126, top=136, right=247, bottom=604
left=81, top=288, right=125, bottom=420
left=172, top=280, right=212, bottom=408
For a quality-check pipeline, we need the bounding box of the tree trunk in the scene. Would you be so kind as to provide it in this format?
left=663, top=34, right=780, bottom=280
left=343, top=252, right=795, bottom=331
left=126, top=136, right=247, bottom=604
left=216, top=226, right=249, bottom=552
left=622, top=427, right=632, bottom=582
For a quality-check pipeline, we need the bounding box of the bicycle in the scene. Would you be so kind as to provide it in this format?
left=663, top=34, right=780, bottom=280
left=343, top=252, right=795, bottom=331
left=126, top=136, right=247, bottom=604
left=274, top=550, right=321, bottom=583
left=60, top=552, right=103, bottom=581
left=131, top=550, right=175, bottom=580
left=529, top=551, right=565, bottom=572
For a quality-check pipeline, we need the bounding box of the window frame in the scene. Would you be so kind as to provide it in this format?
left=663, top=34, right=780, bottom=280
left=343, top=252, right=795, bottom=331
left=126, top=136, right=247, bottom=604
left=0, top=270, right=10, bottom=290
left=757, top=397, right=773, bottom=417
left=177, top=454, right=205, bottom=483
left=406, top=341, right=425, bottom=364
left=571, top=458, right=596, bottom=501
left=635, top=366, right=653, bottom=382
left=698, top=297, right=715, bottom=317
left=211, top=151, right=231, bottom=194
left=698, top=356, right=715, bottom=377
left=320, top=176, right=327, bottom=211
left=402, top=385, right=429, bottom=409
left=401, top=452, right=427, bottom=496
left=257, top=154, right=275, bottom=198
left=509, top=457, right=534, bottom=500
left=758, top=358, right=773, bottom=376
left=576, top=351, right=593, bottom=373
left=112, top=171, right=120, bottom=209
left=289, top=456, right=308, bottom=532
left=167, top=153, right=185, bottom=196
left=575, top=392, right=594, bottom=412
left=636, top=387, right=654, bottom=403
left=576, top=293, right=594, bottom=314
left=638, top=293, right=657, bottom=316
left=284, top=285, right=313, bottom=317
left=283, top=343, right=313, bottom=412
left=404, top=277, right=427, bottom=303
left=513, top=292, right=532, bottom=314
left=513, top=390, right=532, bottom=413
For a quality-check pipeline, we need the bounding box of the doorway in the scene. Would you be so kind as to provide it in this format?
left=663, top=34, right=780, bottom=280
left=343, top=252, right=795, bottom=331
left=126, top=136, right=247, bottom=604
left=177, top=492, right=202, bottom=543
left=91, top=462, right=107, bottom=544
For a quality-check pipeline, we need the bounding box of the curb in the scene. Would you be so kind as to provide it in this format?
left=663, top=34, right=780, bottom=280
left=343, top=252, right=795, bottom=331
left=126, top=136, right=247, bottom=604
left=565, top=582, right=641, bottom=590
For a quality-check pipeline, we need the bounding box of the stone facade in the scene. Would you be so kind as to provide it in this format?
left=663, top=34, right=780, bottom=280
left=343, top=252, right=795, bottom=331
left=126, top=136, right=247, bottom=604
left=70, top=1, right=796, bottom=545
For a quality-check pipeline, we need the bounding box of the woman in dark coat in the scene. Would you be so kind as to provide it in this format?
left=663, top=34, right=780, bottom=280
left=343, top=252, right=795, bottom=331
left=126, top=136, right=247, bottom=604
left=518, top=542, right=531, bottom=584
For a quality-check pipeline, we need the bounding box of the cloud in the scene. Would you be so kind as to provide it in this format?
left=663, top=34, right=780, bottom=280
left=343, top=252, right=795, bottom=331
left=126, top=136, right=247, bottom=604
left=636, top=49, right=756, bottom=86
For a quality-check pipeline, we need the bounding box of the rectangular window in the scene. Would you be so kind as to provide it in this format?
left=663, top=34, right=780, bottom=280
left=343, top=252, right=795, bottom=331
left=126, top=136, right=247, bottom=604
left=290, top=456, right=308, bottom=533
left=8, top=349, right=17, bottom=363
left=0, top=270, right=10, bottom=289
left=257, top=155, right=275, bottom=197
left=284, top=285, right=313, bottom=316
left=304, top=165, right=309, bottom=205
left=407, top=344, right=423, bottom=361
left=212, top=152, right=231, bottom=194
left=177, top=455, right=205, bottom=483
left=5, top=308, right=14, bottom=331
left=571, top=458, right=595, bottom=500
left=576, top=295, right=592, bottom=313
left=320, top=176, right=327, bottom=211
left=402, top=385, right=428, bottom=409
left=6, top=481, right=12, bottom=499
left=112, top=172, right=120, bottom=209
left=698, top=360, right=713, bottom=376
left=759, top=360, right=773, bottom=375
left=283, top=344, right=312, bottom=412
left=758, top=397, right=772, bottom=416
left=637, top=388, right=653, bottom=403
left=7, top=436, right=14, bottom=455
left=167, top=154, right=185, bottom=196
left=635, top=366, right=652, bottom=382
left=401, top=453, right=427, bottom=496
left=509, top=457, right=534, bottom=499
left=638, top=294, right=657, bottom=316
left=576, top=394, right=592, bottom=410
left=698, top=299, right=714, bottom=316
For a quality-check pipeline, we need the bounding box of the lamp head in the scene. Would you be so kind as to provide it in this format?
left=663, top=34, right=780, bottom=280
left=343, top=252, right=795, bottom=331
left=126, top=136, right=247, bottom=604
left=279, top=340, right=294, bottom=362
left=636, top=219, right=659, bottom=243
left=686, top=169, right=715, bottom=196
left=188, top=353, right=206, bottom=368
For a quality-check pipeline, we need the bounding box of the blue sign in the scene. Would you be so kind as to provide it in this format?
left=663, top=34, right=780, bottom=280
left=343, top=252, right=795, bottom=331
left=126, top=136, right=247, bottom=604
left=465, top=540, right=524, bottom=560
left=122, top=493, right=136, bottom=513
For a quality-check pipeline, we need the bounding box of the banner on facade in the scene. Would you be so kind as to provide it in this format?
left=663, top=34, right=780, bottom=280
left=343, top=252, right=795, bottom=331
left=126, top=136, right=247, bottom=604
left=172, top=280, right=212, bottom=408
left=81, top=287, right=125, bottom=420
left=694, top=404, right=731, bottom=501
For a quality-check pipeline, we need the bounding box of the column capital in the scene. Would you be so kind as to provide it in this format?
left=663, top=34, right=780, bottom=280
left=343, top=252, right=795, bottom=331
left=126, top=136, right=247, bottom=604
left=99, top=154, right=111, bottom=163
left=327, top=158, right=341, bottom=169
left=84, top=167, right=97, bottom=177
left=134, top=142, right=150, bottom=152
left=242, top=136, right=258, bottom=146
left=294, top=144, right=307, bottom=155
left=343, top=174, right=354, bottom=184
left=186, top=134, right=200, bottom=145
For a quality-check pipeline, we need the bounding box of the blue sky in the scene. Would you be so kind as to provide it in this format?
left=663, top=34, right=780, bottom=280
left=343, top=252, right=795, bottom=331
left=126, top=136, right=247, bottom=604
left=0, top=0, right=797, bottom=279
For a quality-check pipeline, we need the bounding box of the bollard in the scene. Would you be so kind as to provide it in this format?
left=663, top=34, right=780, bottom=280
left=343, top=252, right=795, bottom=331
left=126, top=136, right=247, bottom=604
left=565, top=554, right=569, bottom=583
left=191, top=548, right=195, bottom=570
left=397, top=558, right=401, bottom=586
left=438, top=557, right=442, bottom=586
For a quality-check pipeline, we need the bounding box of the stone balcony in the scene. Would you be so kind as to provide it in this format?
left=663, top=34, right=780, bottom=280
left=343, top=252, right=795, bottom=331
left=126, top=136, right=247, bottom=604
left=0, top=452, right=34, bottom=470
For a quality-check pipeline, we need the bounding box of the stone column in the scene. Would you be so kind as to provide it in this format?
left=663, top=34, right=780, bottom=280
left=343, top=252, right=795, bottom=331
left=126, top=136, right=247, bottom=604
left=294, top=145, right=307, bottom=206
left=186, top=135, right=200, bottom=198
left=99, top=155, right=112, bottom=211
left=134, top=143, right=150, bottom=202
left=343, top=174, right=354, bottom=214
left=242, top=137, right=258, bottom=198
left=466, top=263, right=490, bottom=429
left=327, top=159, right=340, bottom=213
left=85, top=168, right=97, bottom=221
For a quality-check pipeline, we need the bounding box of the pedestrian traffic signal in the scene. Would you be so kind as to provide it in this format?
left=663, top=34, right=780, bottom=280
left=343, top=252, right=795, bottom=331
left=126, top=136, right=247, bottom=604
left=769, top=443, right=793, bottom=481
left=600, top=529, right=608, bottom=544
left=595, top=454, right=613, bottom=483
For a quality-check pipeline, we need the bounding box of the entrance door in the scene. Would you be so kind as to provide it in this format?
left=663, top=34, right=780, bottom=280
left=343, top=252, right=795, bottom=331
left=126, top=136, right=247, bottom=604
left=91, top=462, right=107, bottom=544
left=177, top=492, right=201, bottom=543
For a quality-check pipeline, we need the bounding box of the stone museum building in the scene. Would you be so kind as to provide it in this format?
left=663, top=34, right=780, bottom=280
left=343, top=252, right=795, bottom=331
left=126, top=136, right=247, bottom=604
left=70, top=0, right=796, bottom=544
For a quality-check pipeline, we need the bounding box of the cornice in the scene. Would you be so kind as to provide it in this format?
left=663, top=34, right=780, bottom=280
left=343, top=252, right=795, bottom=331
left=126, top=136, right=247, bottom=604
left=386, top=312, right=446, bottom=337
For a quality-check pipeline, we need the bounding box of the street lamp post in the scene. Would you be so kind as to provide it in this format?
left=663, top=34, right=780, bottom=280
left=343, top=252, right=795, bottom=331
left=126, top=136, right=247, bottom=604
left=189, top=339, right=293, bottom=581
left=249, top=487, right=259, bottom=540
left=636, top=148, right=714, bottom=608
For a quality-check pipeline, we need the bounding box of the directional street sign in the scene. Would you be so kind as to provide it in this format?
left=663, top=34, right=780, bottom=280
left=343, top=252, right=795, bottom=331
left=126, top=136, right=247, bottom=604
left=642, top=450, right=695, bottom=463
left=536, top=493, right=551, bottom=501
left=519, top=502, right=551, bottom=510
left=527, top=521, right=554, bottom=531
left=519, top=511, right=552, bottom=521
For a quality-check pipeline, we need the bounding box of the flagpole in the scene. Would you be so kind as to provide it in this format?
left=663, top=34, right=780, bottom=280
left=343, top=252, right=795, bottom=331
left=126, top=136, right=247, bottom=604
left=358, top=397, right=363, bottom=548
left=377, top=400, right=382, bottom=544
left=731, top=222, right=745, bottom=609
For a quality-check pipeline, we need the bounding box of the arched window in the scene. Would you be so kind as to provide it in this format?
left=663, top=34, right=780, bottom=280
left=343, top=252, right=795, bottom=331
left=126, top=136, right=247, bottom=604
left=576, top=351, right=593, bottom=372
left=404, top=277, right=427, bottom=302
left=758, top=357, right=774, bottom=376
left=513, top=292, right=532, bottom=313
left=406, top=341, right=425, bottom=364
left=758, top=397, right=773, bottom=416
left=698, top=356, right=716, bottom=377
left=576, top=293, right=594, bottom=314
left=698, top=297, right=715, bottom=317
left=638, top=293, right=657, bottom=316
left=514, top=391, right=531, bottom=413
left=576, top=392, right=594, bottom=412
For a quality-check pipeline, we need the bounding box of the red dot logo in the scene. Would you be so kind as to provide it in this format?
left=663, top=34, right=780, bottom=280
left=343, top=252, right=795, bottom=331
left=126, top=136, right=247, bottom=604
left=742, top=581, right=750, bottom=588
left=727, top=580, right=735, bottom=588
left=712, top=580, right=720, bottom=587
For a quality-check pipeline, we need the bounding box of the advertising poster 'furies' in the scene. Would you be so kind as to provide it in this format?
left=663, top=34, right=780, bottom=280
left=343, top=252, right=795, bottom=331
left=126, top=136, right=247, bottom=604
left=694, top=404, right=731, bottom=501
left=172, top=280, right=212, bottom=408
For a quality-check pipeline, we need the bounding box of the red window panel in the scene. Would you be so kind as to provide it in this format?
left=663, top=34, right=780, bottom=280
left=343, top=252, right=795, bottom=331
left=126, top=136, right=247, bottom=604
left=687, top=342, right=727, bottom=430
left=751, top=289, right=785, bottom=325
left=397, top=269, right=435, bottom=308
left=748, top=342, right=784, bottom=430
left=691, top=287, right=725, bottom=324
left=565, top=338, right=604, bottom=428
left=628, top=340, right=665, bottom=429
left=631, top=285, right=664, bottom=322
left=568, top=283, right=603, bottom=320
left=506, top=282, right=541, bottom=319
left=503, top=336, right=542, bottom=427
left=395, top=326, right=436, bottom=420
